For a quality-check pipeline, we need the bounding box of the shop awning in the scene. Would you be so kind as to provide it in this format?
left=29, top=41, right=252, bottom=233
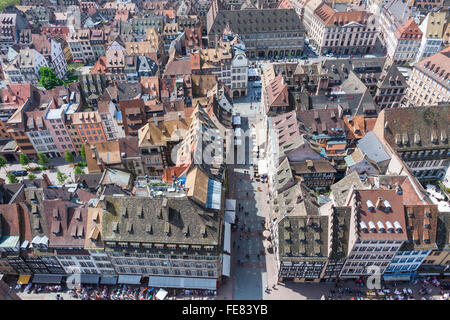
left=100, top=276, right=118, bottom=285
left=225, top=210, right=236, bottom=224
left=224, top=222, right=231, bottom=254
left=222, top=254, right=231, bottom=277
left=383, top=274, right=411, bottom=281
left=148, top=276, right=217, bottom=290
left=17, top=275, right=31, bottom=285
left=80, top=274, right=100, bottom=284
left=419, top=272, right=441, bottom=276
left=118, top=275, right=141, bottom=284
left=225, top=199, right=236, bottom=211
left=32, top=274, right=63, bottom=284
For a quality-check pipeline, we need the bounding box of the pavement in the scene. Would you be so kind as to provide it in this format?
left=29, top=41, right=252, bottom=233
left=0, top=156, right=82, bottom=186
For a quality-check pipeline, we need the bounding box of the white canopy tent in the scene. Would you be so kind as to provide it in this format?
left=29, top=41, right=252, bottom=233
left=155, top=289, right=168, bottom=300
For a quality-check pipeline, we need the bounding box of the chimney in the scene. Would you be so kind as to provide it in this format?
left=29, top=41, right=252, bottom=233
left=153, top=113, right=158, bottom=126
left=376, top=197, right=383, bottom=209
left=306, top=160, right=314, bottom=169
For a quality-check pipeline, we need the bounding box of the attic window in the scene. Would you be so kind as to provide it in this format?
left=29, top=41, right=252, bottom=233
left=112, top=222, right=119, bottom=233
left=164, top=222, right=170, bottom=235
left=122, top=207, right=128, bottom=218
left=200, top=225, right=207, bottom=238
left=127, top=222, right=133, bottom=233
left=183, top=224, right=190, bottom=237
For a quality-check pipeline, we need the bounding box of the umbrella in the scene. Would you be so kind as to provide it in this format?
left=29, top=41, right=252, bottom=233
left=263, top=240, right=272, bottom=248
left=263, top=230, right=271, bottom=238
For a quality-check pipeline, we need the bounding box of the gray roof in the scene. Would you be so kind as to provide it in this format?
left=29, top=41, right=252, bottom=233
left=357, top=131, right=391, bottom=164
left=102, top=196, right=222, bottom=247
left=207, top=8, right=304, bottom=35
left=330, top=171, right=364, bottom=207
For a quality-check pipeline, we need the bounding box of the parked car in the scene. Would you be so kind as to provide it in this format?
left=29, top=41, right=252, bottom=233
left=300, top=55, right=308, bottom=60
left=10, top=170, right=28, bottom=176
left=326, top=53, right=334, bottom=57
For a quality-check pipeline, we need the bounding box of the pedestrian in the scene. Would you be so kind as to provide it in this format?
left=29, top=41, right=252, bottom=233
left=237, top=245, right=240, bottom=251
left=257, top=254, right=260, bottom=260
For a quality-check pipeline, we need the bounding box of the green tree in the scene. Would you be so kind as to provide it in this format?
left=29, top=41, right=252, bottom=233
left=56, top=170, right=67, bottom=185
left=38, top=66, right=64, bottom=90
left=0, top=156, right=7, bottom=173
left=27, top=172, right=36, bottom=180
left=7, top=173, right=18, bottom=184
left=37, top=152, right=50, bottom=166
left=19, top=153, right=29, bottom=167
left=64, top=150, right=74, bottom=163
left=80, top=144, right=86, bottom=160
left=74, top=166, right=85, bottom=175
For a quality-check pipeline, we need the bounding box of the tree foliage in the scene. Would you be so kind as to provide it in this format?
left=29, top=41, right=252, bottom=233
left=65, top=150, right=74, bottom=163
left=56, top=170, right=68, bottom=184
left=27, top=172, right=36, bottom=180
left=38, top=67, right=64, bottom=90
left=7, top=173, right=18, bottom=184
left=19, top=153, right=29, bottom=167
left=74, top=166, right=85, bottom=175
left=80, top=144, right=86, bottom=160
left=0, top=156, right=7, bottom=172
left=37, top=152, right=50, bottom=166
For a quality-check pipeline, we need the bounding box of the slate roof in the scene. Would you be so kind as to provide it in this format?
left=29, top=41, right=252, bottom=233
left=330, top=171, right=364, bottom=207
left=101, top=195, right=222, bottom=246
left=207, top=8, right=304, bottom=36
left=380, top=105, right=450, bottom=151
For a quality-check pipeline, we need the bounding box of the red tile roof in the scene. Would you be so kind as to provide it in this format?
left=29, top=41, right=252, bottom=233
left=394, top=18, right=422, bottom=40
left=162, top=166, right=188, bottom=183
left=350, top=189, right=408, bottom=241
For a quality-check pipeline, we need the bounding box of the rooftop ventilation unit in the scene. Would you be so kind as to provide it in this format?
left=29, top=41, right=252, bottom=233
left=383, top=200, right=391, bottom=213
left=386, top=221, right=394, bottom=233
left=368, top=221, right=376, bottom=233
left=393, top=221, right=402, bottom=233
left=366, top=200, right=374, bottom=212
left=377, top=221, right=385, bottom=232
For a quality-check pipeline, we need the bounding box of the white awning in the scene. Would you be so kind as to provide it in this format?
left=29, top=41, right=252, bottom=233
left=234, top=128, right=242, bottom=137
left=222, top=254, right=231, bottom=277
left=233, top=116, right=241, bottom=126
left=148, top=276, right=217, bottom=290
left=225, top=199, right=236, bottom=211
left=224, top=222, right=231, bottom=254
left=225, top=210, right=236, bottom=224
left=118, top=275, right=141, bottom=284
left=258, top=159, right=268, bottom=176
